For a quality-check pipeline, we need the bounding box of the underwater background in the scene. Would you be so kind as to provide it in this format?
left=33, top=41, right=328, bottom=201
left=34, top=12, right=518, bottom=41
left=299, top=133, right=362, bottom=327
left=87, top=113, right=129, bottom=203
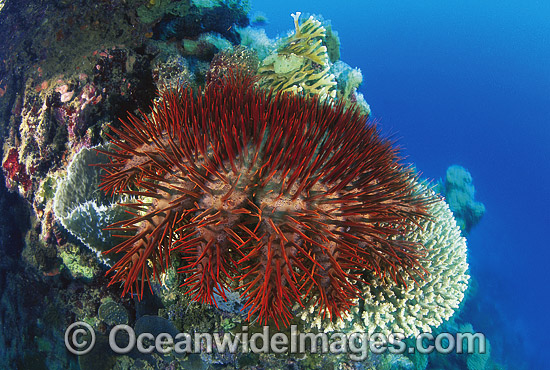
left=0, top=0, right=548, bottom=369
left=249, top=0, right=549, bottom=368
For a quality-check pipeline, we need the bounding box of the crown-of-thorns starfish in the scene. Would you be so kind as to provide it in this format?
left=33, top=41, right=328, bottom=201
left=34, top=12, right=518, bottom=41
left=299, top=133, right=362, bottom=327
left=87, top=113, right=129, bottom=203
left=98, top=72, right=433, bottom=327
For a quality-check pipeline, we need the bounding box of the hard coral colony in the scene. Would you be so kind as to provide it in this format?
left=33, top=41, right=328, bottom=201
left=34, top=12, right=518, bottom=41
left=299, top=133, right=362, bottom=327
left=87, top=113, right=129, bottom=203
left=99, top=72, right=435, bottom=328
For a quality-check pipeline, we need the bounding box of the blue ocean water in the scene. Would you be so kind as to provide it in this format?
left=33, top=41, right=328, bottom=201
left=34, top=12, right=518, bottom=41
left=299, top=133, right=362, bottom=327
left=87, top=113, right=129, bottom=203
left=252, top=0, right=550, bottom=368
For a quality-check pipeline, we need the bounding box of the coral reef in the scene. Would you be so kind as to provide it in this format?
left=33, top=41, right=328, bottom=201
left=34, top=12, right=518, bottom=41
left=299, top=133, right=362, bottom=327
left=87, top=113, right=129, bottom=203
left=1, top=44, right=158, bottom=282
left=258, top=13, right=338, bottom=100
left=466, top=338, right=491, bottom=370
left=324, top=20, right=341, bottom=63
left=362, top=201, right=469, bottom=336
left=2, top=148, right=32, bottom=195
left=424, top=321, right=506, bottom=370
left=0, top=0, right=481, bottom=367
left=359, top=197, right=469, bottom=337
left=438, top=165, right=485, bottom=235
left=150, top=0, right=249, bottom=44
left=300, top=194, right=469, bottom=338
left=98, top=298, right=129, bottom=326
left=206, top=45, right=259, bottom=86
left=236, top=26, right=275, bottom=60
left=332, top=60, right=371, bottom=115
left=152, top=54, right=194, bottom=92
left=58, top=242, right=101, bottom=281
left=255, top=12, right=369, bottom=115
left=250, top=11, right=268, bottom=27
left=53, top=145, right=133, bottom=264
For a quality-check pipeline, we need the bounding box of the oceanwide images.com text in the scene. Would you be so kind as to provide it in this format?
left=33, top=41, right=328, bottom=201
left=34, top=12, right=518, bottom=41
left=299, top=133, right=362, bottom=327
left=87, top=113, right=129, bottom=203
left=65, top=322, right=487, bottom=360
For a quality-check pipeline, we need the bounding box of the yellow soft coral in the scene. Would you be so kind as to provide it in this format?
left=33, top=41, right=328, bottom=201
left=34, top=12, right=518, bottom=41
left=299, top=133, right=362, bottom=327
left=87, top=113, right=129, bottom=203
left=258, top=12, right=337, bottom=100
left=284, top=12, right=329, bottom=66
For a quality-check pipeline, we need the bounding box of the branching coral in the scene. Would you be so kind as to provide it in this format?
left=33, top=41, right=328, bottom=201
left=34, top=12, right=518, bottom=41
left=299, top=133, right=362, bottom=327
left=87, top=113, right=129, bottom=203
left=285, top=12, right=330, bottom=66
left=300, top=193, right=469, bottom=337
left=98, top=72, right=434, bottom=327
left=257, top=12, right=337, bottom=100
left=359, top=196, right=469, bottom=336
